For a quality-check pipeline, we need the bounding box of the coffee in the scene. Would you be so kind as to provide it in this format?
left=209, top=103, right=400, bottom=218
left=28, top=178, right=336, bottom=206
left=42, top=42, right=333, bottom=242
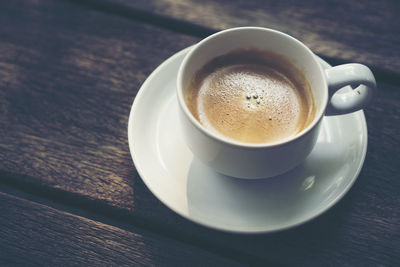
left=184, top=49, right=316, bottom=144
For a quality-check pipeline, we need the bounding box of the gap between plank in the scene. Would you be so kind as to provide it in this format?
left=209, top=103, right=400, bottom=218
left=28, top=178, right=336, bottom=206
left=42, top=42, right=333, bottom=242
left=65, top=0, right=400, bottom=86
left=66, top=0, right=216, bottom=38
left=0, top=172, right=282, bottom=266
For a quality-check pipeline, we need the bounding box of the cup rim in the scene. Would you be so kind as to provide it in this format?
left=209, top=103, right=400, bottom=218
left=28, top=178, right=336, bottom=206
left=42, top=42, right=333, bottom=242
left=177, top=26, right=328, bottom=148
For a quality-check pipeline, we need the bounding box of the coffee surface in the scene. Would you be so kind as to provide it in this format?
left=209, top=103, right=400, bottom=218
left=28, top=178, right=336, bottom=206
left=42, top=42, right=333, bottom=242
left=185, top=49, right=315, bottom=144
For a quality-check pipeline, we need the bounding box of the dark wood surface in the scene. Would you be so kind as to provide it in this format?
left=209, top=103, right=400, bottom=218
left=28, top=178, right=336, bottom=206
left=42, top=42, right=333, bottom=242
left=0, top=190, right=241, bottom=266
left=1, top=0, right=399, bottom=266
left=79, top=0, right=400, bottom=75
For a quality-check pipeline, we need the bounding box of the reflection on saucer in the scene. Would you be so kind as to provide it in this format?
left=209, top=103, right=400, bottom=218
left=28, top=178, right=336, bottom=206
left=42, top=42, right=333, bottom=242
left=185, top=116, right=350, bottom=232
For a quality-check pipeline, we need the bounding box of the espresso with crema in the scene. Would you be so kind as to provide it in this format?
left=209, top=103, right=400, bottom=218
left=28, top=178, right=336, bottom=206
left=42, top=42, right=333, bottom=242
left=184, top=49, right=316, bottom=144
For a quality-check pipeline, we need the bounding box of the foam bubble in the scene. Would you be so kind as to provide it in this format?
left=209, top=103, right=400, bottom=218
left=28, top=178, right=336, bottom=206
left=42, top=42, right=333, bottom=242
left=187, top=56, right=313, bottom=144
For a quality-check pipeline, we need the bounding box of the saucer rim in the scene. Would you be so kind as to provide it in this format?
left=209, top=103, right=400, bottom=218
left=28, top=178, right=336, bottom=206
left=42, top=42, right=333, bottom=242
left=127, top=46, right=368, bottom=234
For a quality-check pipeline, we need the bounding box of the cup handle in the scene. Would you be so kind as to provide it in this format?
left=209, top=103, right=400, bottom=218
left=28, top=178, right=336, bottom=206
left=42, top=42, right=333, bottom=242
left=324, top=63, right=376, bottom=115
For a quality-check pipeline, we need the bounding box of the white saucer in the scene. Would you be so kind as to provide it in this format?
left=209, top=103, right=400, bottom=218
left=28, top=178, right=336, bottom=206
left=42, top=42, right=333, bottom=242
left=128, top=47, right=367, bottom=233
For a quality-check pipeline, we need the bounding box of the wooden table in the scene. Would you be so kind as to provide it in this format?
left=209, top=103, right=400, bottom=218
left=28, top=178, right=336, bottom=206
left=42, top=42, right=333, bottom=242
left=1, top=0, right=399, bottom=266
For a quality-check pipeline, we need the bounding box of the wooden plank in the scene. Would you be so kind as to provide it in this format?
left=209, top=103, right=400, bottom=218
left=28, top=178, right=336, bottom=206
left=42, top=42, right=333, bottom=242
left=0, top=0, right=399, bottom=266
left=72, top=0, right=400, bottom=75
left=0, top=191, right=242, bottom=266
left=0, top=0, right=198, bottom=211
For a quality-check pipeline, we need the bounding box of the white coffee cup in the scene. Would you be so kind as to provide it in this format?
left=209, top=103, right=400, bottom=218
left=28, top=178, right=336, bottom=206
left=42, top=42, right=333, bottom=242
left=176, top=27, right=376, bottom=179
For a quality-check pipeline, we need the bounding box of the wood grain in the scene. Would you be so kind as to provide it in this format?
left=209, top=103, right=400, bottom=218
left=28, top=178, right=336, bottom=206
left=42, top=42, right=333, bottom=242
left=74, top=0, right=400, bottom=75
left=0, top=0, right=198, bottom=211
left=0, top=0, right=399, bottom=266
left=0, top=191, right=242, bottom=266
